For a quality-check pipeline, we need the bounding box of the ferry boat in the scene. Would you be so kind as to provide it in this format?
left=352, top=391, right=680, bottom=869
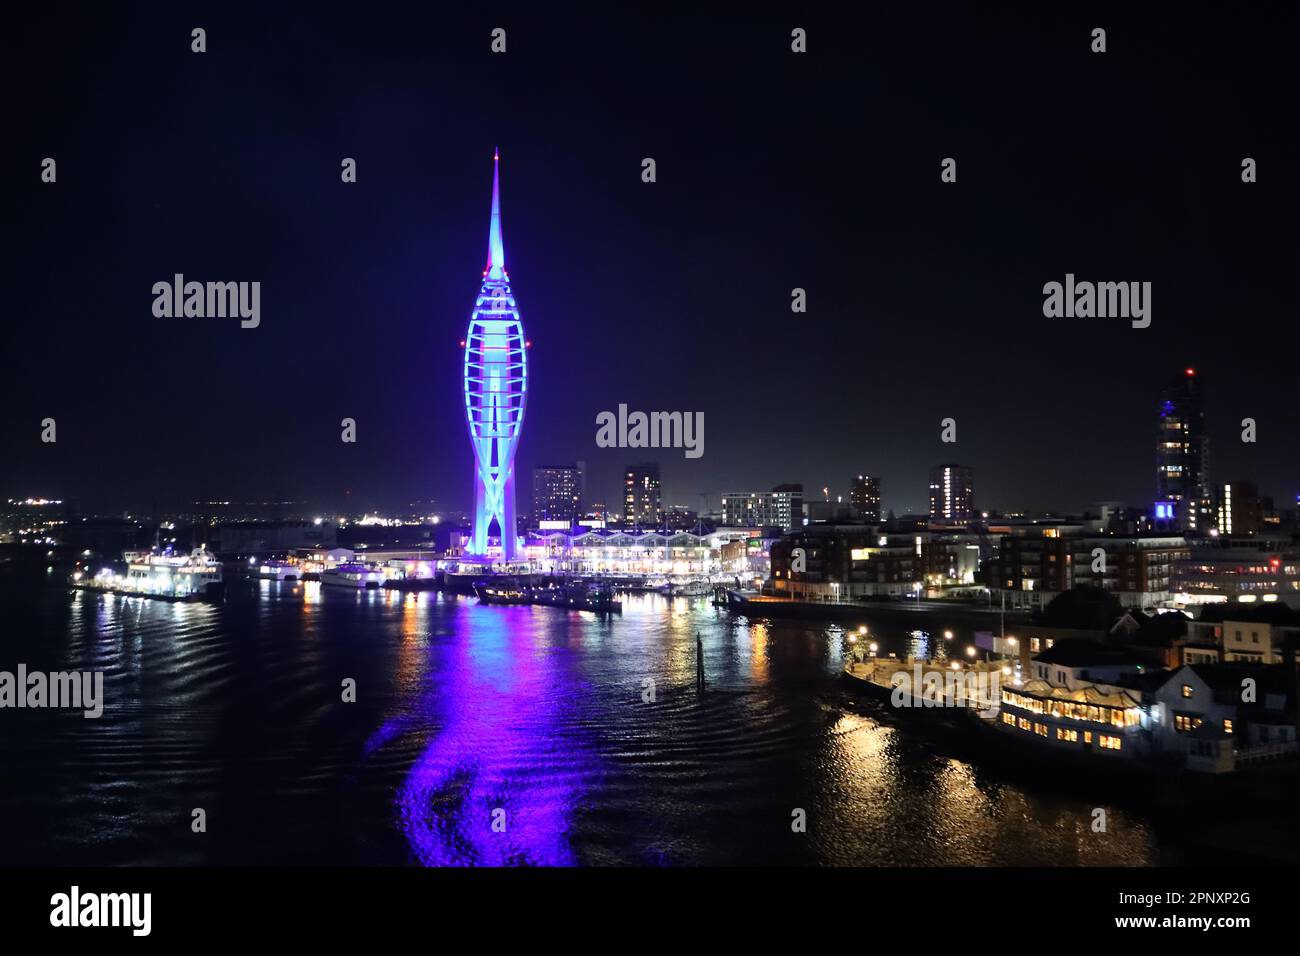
left=319, top=563, right=385, bottom=589
left=72, top=546, right=224, bottom=601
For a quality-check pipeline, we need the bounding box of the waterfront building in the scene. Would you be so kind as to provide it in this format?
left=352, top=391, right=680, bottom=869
left=1156, top=368, right=1213, bottom=533
left=722, top=484, right=803, bottom=533
left=521, top=527, right=761, bottom=578
left=849, top=475, right=882, bottom=523
left=769, top=526, right=922, bottom=600
left=986, top=530, right=1189, bottom=610
left=623, top=463, right=662, bottom=529
left=464, top=149, right=527, bottom=560
left=928, top=464, right=974, bottom=521
left=998, top=637, right=1297, bottom=771
left=999, top=679, right=1146, bottom=755
left=1000, top=640, right=1160, bottom=759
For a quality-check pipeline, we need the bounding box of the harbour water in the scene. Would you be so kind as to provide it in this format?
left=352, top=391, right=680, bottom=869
left=0, top=566, right=1270, bottom=866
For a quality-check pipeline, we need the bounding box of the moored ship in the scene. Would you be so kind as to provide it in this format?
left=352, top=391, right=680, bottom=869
left=319, top=564, right=386, bottom=589
left=72, top=545, right=225, bottom=602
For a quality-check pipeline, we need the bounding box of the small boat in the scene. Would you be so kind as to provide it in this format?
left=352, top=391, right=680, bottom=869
left=525, top=583, right=622, bottom=613
left=253, top=560, right=301, bottom=582
left=320, top=564, right=385, bottom=589
left=475, top=584, right=531, bottom=605
left=670, top=580, right=712, bottom=597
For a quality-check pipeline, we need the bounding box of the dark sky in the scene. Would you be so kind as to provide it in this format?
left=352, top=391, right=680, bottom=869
left=6, top=4, right=1298, bottom=517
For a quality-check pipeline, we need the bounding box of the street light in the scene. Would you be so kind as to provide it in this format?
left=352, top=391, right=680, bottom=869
left=944, top=630, right=954, bottom=641
left=966, top=646, right=976, bottom=657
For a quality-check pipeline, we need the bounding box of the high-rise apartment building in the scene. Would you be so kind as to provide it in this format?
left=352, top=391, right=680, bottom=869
left=1156, top=369, right=1212, bottom=532
left=532, top=462, right=584, bottom=526
left=722, top=484, right=804, bottom=533
left=928, top=465, right=974, bottom=521
left=623, top=463, right=662, bottom=528
left=849, top=474, right=882, bottom=523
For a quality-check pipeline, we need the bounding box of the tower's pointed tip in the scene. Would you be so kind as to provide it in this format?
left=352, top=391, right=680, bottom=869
left=486, top=147, right=505, bottom=278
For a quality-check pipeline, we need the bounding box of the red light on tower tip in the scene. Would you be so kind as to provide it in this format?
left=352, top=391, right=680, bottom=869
left=1185, top=368, right=1195, bottom=376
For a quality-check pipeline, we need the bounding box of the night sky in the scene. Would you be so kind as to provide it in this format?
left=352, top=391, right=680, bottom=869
left=7, top=5, right=1298, bottom=517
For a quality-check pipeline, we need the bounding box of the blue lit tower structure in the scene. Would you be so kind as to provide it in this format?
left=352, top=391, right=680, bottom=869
left=463, top=149, right=527, bottom=561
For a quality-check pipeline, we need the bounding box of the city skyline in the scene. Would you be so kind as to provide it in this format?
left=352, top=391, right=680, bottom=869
left=8, top=8, right=1297, bottom=519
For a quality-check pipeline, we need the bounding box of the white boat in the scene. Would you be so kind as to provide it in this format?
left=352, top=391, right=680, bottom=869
left=254, top=560, right=301, bottom=582
left=75, top=545, right=224, bottom=601
left=671, top=580, right=713, bottom=597
left=319, top=563, right=386, bottom=589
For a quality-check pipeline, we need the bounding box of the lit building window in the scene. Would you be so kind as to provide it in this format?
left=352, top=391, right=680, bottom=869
left=1099, top=735, right=1122, bottom=750
left=1181, top=684, right=1194, bottom=698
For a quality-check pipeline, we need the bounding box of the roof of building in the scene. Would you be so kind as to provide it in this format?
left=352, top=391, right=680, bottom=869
left=1031, top=639, right=1150, bottom=669
left=1112, top=609, right=1191, bottom=646
left=1194, top=603, right=1300, bottom=627
left=1014, top=678, right=1142, bottom=708
left=1188, top=663, right=1296, bottom=704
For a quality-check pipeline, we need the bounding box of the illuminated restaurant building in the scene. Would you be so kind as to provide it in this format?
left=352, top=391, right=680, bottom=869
left=999, top=681, right=1146, bottom=755
left=521, top=528, right=764, bottom=577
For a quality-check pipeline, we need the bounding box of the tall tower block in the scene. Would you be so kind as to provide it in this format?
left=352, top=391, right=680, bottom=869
left=463, top=149, right=528, bottom=560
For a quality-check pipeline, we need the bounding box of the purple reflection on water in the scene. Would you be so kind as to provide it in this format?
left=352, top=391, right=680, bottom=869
left=386, top=606, right=592, bottom=866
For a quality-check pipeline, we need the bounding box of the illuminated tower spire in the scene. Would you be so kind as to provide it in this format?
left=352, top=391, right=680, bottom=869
left=463, top=149, right=527, bottom=562
left=486, top=146, right=505, bottom=280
